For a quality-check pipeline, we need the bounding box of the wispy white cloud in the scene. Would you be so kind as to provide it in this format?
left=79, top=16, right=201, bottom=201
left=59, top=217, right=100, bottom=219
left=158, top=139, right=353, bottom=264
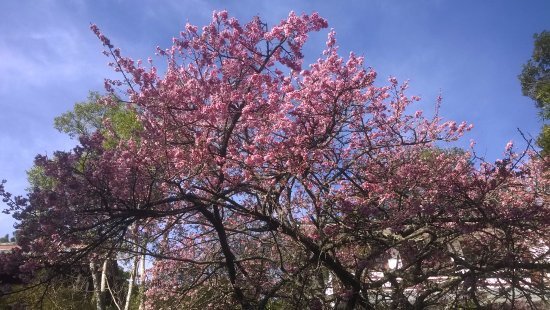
left=0, top=1, right=108, bottom=234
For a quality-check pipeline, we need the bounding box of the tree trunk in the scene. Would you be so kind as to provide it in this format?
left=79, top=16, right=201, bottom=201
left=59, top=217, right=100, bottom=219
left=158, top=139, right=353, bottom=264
left=100, top=259, right=108, bottom=309
left=90, top=260, right=107, bottom=310
left=138, top=250, right=146, bottom=310
left=123, top=253, right=139, bottom=310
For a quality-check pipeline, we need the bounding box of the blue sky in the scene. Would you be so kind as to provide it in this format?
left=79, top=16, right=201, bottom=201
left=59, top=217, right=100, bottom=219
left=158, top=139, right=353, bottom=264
left=1, top=0, right=548, bottom=236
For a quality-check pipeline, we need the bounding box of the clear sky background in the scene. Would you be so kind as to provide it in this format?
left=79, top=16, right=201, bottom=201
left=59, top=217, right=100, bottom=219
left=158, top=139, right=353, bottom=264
left=1, top=0, right=549, bottom=237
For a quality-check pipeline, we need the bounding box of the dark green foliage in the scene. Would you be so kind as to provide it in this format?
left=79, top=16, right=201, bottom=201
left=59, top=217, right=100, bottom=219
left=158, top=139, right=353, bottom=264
left=537, top=124, right=550, bottom=156
left=519, top=31, right=550, bottom=119
left=0, top=267, right=95, bottom=310
left=519, top=31, right=549, bottom=156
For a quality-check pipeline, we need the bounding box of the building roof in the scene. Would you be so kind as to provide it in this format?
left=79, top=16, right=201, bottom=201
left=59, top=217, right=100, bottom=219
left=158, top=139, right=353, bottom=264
left=0, top=243, right=19, bottom=252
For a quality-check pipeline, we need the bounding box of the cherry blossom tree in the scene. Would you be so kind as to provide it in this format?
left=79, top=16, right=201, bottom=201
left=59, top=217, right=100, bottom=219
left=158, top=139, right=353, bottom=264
left=2, top=11, right=549, bottom=309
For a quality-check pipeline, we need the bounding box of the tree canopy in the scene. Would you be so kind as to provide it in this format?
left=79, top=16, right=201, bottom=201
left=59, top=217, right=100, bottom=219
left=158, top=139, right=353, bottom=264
left=1, top=11, right=549, bottom=309
left=520, top=31, right=550, bottom=117
left=519, top=30, right=550, bottom=156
